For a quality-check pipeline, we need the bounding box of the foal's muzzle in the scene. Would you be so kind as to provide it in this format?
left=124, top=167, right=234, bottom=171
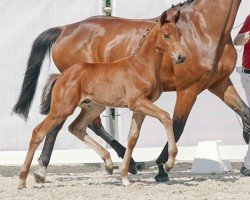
left=177, top=55, right=186, bottom=64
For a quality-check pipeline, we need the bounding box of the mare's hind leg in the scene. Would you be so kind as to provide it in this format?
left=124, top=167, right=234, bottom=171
left=68, top=104, right=114, bottom=174
left=88, top=117, right=137, bottom=174
left=34, top=120, right=65, bottom=183
left=209, top=78, right=250, bottom=143
left=18, top=111, right=73, bottom=189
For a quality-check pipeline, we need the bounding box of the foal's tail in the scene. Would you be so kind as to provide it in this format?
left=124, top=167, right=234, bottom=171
left=12, top=27, right=63, bottom=120
left=40, top=74, right=60, bottom=115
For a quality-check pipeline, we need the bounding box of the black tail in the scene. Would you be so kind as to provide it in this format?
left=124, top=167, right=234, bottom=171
left=13, top=27, right=62, bottom=120
left=40, top=74, right=60, bottom=115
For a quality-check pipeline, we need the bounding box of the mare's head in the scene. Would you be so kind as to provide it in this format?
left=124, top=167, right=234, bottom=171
left=157, top=10, right=186, bottom=64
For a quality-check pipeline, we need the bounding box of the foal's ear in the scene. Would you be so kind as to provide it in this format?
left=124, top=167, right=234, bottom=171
left=160, top=11, right=168, bottom=26
left=172, top=10, right=181, bottom=23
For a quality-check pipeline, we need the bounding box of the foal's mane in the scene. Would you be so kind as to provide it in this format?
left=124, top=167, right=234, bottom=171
left=171, top=0, right=195, bottom=8
left=133, top=24, right=157, bottom=55
left=135, top=0, right=195, bottom=54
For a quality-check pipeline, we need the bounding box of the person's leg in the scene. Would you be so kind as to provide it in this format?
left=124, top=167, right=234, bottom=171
left=240, top=71, right=250, bottom=174
left=240, top=71, right=250, bottom=106
left=241, top=143, right=250, bottom=176
left=209, top=75, right=250, bottom=174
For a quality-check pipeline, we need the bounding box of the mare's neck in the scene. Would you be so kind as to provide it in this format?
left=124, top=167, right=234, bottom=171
left=182, top=0, right=233, bottom=37
left=170, top=0, right=233, bottom=66
left=135, top=25, right=163, bottom=73
left=224, top=0, right=242, bottom=34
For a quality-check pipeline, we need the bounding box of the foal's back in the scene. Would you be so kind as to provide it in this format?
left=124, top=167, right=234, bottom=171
left=56, top=56, right=148, bottom=108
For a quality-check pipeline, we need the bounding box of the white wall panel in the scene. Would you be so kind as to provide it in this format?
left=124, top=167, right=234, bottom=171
left=0, top=0, right=103, bottom=150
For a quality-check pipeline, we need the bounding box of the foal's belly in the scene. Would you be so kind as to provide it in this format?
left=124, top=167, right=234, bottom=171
left=80, top=94, right=128, bottom=108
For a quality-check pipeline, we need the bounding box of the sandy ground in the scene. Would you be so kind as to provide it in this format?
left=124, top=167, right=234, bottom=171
left=0, top=162, right=250, bottom=200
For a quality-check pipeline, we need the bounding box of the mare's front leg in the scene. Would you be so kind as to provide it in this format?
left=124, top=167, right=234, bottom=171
left=155, top=88, right=197, bottom=182
left=88, top=116, right=138, bottom=174
left=120, top=113, right=145, bottom=186
left=208, top=78, right=250, bottom=143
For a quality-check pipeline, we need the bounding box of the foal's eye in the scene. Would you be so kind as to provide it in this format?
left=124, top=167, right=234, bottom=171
left=163, top=34, right=170, bottom=39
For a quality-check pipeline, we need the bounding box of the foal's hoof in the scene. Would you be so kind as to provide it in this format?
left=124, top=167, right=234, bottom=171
left=165, top=164, right=173, bottom=172
left=122, top=178, right=131, bottom=187
left=34, top=172, right=45, bottom=183
left=155, top=171, right=169, bottom=182
left=129, top=164, right=138, bottom=175
left=18, top=181, right=27, bottom=190
left=105, top=165, right=114, bottom=175
left=18, top=185, right=27, bottom=190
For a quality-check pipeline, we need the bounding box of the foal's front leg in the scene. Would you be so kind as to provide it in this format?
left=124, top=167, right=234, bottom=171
left=88, top=117, right=138, bottom=174
left=133, top=97, right=178, bottom=171
left=155, top=88, right=197, bottom=182
left=120, top=113, right=145, bottom=186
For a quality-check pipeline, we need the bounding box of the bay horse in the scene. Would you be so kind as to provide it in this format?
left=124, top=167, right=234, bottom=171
left=13, top=0, right=249, bottom=183
left=18, top=11, right=184, bottom=189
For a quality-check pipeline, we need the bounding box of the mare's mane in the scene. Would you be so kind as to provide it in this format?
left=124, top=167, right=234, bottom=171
left=171, top=0, right=195, bottom=8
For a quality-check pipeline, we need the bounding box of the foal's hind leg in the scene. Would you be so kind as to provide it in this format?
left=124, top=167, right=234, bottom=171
left=68, top=105, right=114, bottom=174
left=18, top=112, right=72, bottom=189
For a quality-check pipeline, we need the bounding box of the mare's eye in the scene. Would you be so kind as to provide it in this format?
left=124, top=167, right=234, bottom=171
left=164, top=34, right=170, bottom=39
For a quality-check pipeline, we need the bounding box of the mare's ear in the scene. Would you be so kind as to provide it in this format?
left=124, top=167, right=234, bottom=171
left=172, top=10, right=181, bottom=23
left=160, top=10, right=168, bottom=26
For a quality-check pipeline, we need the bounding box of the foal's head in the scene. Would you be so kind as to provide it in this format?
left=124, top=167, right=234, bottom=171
left=157, top=10, right=186, bottom=64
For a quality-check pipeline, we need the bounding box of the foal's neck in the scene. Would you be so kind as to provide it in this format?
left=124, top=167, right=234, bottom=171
left=135, top=25, right=163, bottom=73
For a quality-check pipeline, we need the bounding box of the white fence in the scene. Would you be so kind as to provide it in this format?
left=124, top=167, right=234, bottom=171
left=0, top=0, right=249, bottom=151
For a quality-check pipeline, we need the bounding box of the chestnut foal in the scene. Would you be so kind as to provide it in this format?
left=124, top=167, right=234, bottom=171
left=18, top=11, right=185, bottom=189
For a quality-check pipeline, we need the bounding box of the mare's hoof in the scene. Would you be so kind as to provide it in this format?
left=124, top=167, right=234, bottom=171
left=34, top=172, right=45, bottom=183
left=129, top=164, right=138, bottom=175
left=155, top=171, right=169, bottom=182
